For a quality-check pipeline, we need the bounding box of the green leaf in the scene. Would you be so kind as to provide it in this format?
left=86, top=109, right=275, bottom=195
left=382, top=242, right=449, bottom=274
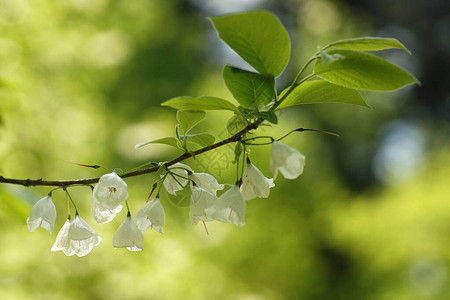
left=278, top=80, right=368, bottom=108
left=326, top=37, right=411, bottom=54
left=314, top=50, right=418, bottom=91
left=211, top=10, right=291, bottom=77
left=180, top=133, right=215, bottom=148
left=157, top=164, right=166, bottom=176
left=176, top=110, right=205, bottom=134
left=227, top=115, right=248, bottom=135
left=162, top=96, right=238, bottom=112
left=223, top=65, right=275, bottom=108
left=259, top=110, right=278, bottom=124
left=135, top=137, right=179, bottom=149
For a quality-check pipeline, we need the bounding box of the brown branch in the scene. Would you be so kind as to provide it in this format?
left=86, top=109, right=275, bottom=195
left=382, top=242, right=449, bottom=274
left=0, top=48, right=317, bottom=189
left=0, top=122, right=259, bottom=187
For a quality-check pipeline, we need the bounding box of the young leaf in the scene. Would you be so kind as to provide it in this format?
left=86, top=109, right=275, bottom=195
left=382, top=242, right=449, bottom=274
left=180, top=133, right=215, bottom=148
left=135, top=137, right=179, bottom=149
left=211, top=10, right=291, bottom=77
left=278, top=80, right=369, bottom=108
left=227, top=115, right=248, bottom=135
left=319, top=50, right=345, bottom=65
left=177, top=110, right=206, bottom=134
left=326, top=37, right=411, bottom=54
left=162, top=96, right=238, bottom=112
left=223, top=65, right=276, bottom=108
left=314, top=50, right=419, bottom=91
left=259, top=110, right=278, bottom=124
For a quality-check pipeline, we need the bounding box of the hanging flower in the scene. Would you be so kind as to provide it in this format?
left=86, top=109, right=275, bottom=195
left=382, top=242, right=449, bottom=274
left=92, top=172, right=128, bottom=223
left=27, top=194, right=57, bottom=233
left=135, top=197, right=165, bottom=233
left=113, top=214, right=144, bottom=251
left=207, top=185, right=246, bottom=227
left=189, top=185, right=217, bottom=225
left=241, top=161, right=275, bottom=201
left=189, top=172, right=224, bottom=195
left=163, top=163, right=192, bottom=195
left=91, top=199, right=123, bottom=224
left=270, top=141, right=306, bottom=179
left=51, top=215, right=102, bottom=257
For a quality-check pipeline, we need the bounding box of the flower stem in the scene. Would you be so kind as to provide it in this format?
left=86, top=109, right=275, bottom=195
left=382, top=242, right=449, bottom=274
left=241, top=136, right=274, bottom=143
left=64, top=188, right=78, bottom=215
left=202, top=221, right=209, bottom=235
left=125, top=200, right=131, bottom=214
left=145, top=182, right=158, bottom=203
left=168, top=172, right=185, bottom=189
left=240, top=145, right=247, bottom=180
left=236, top=150, right=240, bottom=182
left=277, top=127, right=339, bottom=142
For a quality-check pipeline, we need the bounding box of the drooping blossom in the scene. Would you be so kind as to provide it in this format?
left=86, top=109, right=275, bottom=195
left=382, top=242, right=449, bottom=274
left=135, top=197, right=165, bottom=233
left=92, top=172, right=128, bottom=223
left=189, top=172, right=224, bottom=195
left=113, top=214, right=144, bottom=251
left=51, top=215, right=102, bottom=257
left=207, top=185, right=246, bottom=227
left=189, top=185, right=217, bottom=225
left=163, top=163, right=192, bottom=195
left=270, top=141, right=306, bottom=179
left=27, top=194, right=57, bottom=233
left=241, top=161, right=274, bottom=201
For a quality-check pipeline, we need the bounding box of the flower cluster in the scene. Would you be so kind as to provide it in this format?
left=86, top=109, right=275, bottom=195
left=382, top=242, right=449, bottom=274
left=26, top=141, right=305, bottom=256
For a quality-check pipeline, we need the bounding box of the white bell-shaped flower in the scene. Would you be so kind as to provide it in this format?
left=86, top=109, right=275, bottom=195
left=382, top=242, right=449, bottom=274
left=241, top=161, right=275, bottom=201
left=189, top=185, right=217, bottom=225
left=113, top=214, right=144, bottom=251
left=270, top=141, right=306, bottom=179
left=189, top=172, right=224, bottom=195
left=92, top=172, right=128, bottom=223
left=163, top=163, right=193, bottom=195
left=207, top=185, right=246, bottom=227
left=135, top=197, right=165, bottom=233
left=91, top=198, right=123, bottom=224
left=51, top=215, right=102, bottom=257
left=27, top=194, right=57, bottom=233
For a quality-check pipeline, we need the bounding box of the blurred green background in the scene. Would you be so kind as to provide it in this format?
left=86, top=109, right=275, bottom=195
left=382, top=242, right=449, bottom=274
left=0, top=0, right=449, bottom=299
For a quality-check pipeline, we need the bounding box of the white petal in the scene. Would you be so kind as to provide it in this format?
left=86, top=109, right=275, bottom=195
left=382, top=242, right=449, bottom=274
left=68, top=217, right=102, bottom=257
left=91, top=197, right=123, bottom=224
left=68, top=216, right=94, bottom=240
left=208, top=185, right=245, bottom=227
left=92, top=172, right=128, bottom=210
left=113, top=215, right=144, bottom=251
left=241, top=163, right=274, bottom=201
left=76, top=216, right=102, bottom=246
left=51, top=216, right=102, bottom=257
left=51, top=219, right=73, bottom=255
left=135, top=198, right=165, bottom=233
left=169, top=162, right=193, bottom=172
left=279, top=151, right=305, bottom=179
left=189, top=186, right=217, bottom=225
left=190, top=173, right=224, bottom=195
left=270, top=141, right=305, bottom=180
left=162, top=163, right=192, bottom=195
left=27, top=195, right=57, bottom=233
